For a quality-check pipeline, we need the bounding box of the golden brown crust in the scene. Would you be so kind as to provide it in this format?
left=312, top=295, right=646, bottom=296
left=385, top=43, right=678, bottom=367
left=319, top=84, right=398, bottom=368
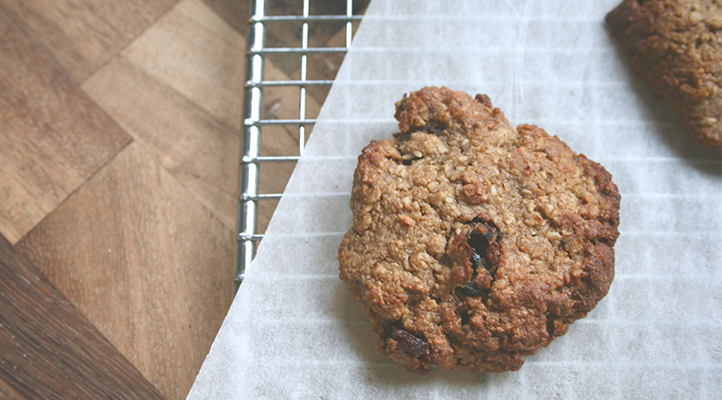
left=606, top=0, right=722, bottom=153
left=338, top=87, right=621, bottom=373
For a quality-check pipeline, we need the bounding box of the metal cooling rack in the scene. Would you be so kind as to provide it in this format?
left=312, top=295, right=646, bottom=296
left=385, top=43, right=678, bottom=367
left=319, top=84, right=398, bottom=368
left=237, top=0, right=363, bottom=290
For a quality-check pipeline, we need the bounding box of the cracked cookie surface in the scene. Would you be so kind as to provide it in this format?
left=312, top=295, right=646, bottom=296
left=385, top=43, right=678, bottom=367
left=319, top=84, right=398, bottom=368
left=337, top=87, right=621, bottom=374
left=606, top=0, right=722, bottom=153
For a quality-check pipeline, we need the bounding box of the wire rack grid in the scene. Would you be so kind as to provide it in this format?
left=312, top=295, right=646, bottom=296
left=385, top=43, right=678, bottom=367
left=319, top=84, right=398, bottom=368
left=237, top=0, right=363, bottom=290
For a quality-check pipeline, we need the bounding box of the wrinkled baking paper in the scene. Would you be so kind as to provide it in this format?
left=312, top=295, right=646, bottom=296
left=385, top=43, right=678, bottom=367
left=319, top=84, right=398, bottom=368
left=188, top=0, right=722, bottom=398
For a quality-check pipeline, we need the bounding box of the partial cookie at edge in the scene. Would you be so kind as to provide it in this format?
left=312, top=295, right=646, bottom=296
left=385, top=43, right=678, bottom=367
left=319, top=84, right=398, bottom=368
left=606, top=0, right=722, bottom=153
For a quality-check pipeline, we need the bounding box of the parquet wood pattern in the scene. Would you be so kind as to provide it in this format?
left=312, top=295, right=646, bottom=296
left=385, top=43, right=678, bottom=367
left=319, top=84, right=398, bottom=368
left=0, top=8, right=131, bottom=244
left=0, top=0, right=363, bottom=397
left=122, top=0, right=245, bottom=129
left=82, top=55, right=241, bottom=231
left=16, top=142, right=234, bottom=400
left=0, top=0, right=178, bottom=83
left=0, top=234, right=165, bottom=399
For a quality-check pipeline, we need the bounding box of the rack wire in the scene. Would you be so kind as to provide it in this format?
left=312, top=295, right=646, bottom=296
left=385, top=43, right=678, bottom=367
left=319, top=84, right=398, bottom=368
left=237, top=0, right=364, bottom=290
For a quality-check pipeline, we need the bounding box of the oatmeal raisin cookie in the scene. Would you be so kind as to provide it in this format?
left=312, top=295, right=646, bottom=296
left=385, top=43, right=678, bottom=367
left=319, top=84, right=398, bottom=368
left=337, top=87, right=621, bottom=373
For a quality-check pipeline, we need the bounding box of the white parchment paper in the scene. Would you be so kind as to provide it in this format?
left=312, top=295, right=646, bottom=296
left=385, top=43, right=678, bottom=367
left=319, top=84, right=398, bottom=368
left=188, top=0, right=722, bottom=398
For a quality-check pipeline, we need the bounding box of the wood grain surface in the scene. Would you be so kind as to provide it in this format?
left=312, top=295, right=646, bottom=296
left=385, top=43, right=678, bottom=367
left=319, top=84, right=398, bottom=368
left=0, top=0, right=367, bottom=398
left=121, top=0, right=245, bottom=129
left=0, top=9, right=131, bottom=244
left=16, top=142, right=235, bottom=400
left=0, top=0, right=178, bottom=83
left=82, top=55, right=242, bottom=231
left=0, top=234, right=165, bottom=400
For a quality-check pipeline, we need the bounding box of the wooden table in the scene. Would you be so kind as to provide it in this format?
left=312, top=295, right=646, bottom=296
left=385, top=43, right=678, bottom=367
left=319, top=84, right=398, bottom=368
left=0, top=0, right=366, bottom=398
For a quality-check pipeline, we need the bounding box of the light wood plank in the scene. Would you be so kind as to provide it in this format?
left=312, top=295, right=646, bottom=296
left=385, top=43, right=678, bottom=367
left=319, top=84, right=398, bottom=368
left=0, top=9, right=132, bottom=244
left=0, top=0, right=179, bottom=83
left=82, top=56, right=241, bottom=231
left=122, top=0, right=245, bottom=129
left=0, top=234, right=165, bottom=400
left=16, top=142, right=235, bottom=400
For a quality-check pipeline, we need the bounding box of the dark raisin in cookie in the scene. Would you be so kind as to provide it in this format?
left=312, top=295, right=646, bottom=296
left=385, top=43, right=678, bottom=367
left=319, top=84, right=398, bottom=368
left=338, top=87, right=621, bottom=374
left=606, top=0, right=722, bottom=153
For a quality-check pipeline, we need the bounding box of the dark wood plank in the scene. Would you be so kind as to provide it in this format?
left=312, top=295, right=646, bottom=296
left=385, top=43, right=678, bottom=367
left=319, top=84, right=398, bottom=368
left=0, top=8, right=132, bottom=244
left=0, top=381, right=23, bottom=400
left=0, top=234, right=165, bottom=400
left=16, top=142, right=235, bottom=400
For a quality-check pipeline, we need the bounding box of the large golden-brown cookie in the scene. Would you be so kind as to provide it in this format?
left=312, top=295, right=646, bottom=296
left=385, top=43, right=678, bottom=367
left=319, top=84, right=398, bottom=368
left=606, top=0, right=722, bottom=153
left=338, top=87, right=621, bottom=373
